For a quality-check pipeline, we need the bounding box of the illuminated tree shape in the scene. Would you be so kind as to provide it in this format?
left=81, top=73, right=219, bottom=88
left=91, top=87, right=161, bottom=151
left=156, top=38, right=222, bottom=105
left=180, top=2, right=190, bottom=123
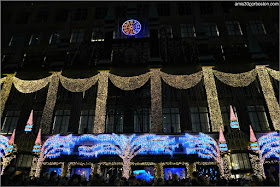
left=258, top=132, right=280, bottom=166
left=78, top=133, right=178, bottom=179
left=180, top=133, right=224, bottom=176
left=35, top=134, right=76, bottom=177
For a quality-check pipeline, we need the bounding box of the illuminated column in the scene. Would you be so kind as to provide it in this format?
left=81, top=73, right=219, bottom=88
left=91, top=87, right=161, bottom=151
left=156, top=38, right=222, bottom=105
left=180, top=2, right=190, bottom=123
left=189, top=163, right=194, bottom=179
left=156, top=163, right=162, bottom=178
left=249, top=154, right=265, bottom=179
left=150, top=69, right=163, bottom=133
left=94, top=71, right=109, bottom=134
left=40, top=72, right=60, bottom=134
left=1, top=73, right=15, bottom=116
left=221, top=154, right=232, bottom=179
left=256, top=66, right=280, bottom=130
left=202, top=67, right=224, bottom=132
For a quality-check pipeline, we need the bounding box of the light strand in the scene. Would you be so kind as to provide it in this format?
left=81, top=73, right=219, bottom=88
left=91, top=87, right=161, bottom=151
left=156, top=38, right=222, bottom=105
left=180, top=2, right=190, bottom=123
left=1, top=73, right=15, bottom=116
left=13, top=76, right=52, bottom=93
left=59, top=74, right=99, bottom=92
left=266, top=67, right=280, bottom=81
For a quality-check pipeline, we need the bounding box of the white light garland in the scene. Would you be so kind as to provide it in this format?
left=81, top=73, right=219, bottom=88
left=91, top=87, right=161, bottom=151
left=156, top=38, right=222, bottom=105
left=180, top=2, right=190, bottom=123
left=1, top=77, right=7, bottom=85
left=13, top=76, right=52, bottom=93
left=59, top=74, right=99, bottom=92
left=266, top=67, right=280, bottom=81
left=1, top=73, right=16, bottom=116
left=256, top=66, right=280, bottom=130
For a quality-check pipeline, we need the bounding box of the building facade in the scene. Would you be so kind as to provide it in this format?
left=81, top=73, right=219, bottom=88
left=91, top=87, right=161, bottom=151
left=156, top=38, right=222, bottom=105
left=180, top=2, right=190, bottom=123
left=1, top=1, right=279, bottom=180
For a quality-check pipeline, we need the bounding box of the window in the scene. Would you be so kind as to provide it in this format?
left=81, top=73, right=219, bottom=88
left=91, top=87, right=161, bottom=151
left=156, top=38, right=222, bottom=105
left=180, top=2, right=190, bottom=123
left=177, top=2, right=192, bottom=16
left=34, top=10, right=49, bottom=23
left=29, top=33, right=41, bottom=45
left=16, top=154, right=33, bottom=168
left=247, top=106, right=270, bottom=131
left=249, top=20, right=266, bottom=35
left=52, top=110, right=70, bottom=134
left=200, top=2, right=213, bottom=14
left=158, top=25, right=173, bottom=38
left=181, top=24, right=196, bottom=37
left=106, top=109, right=123, bottom=133
left=91, top=28, right=104, bottom=42
left=1, top=111, right=20, bottom=134
left=157, top=3, right=170, bottom=16
left=230, top=153, right=251, bottom=170
left=70, top=29, right=84, bottom=43
left=203, top=23, right=219, bottom=36
left=221, top=106, right=239, bottom=128
left=55, top=9, right=69, bottom=22
left=16, top=12, right=30, bottom=24
left=134, top=108, right=151, bottom=133
left=226, top=21, right=243, bottom=35
left=79, top=110, right=95, bottom=134
left=190, top=107, right=211, bottom=132
left=49, top=32, right=62, bottom=44
left=163, top=108, right=181, bottom=133
left=73, top=8, right=88, bottom=21
left=95, top=7, right=108, bottom=19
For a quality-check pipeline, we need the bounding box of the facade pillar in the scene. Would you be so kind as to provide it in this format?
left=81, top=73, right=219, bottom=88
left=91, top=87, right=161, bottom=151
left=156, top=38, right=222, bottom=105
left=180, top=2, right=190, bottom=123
left=256, top=66, right=280, bottom=130
left=202, top=67, right=224, bottom=132
left=40, top=72, right=60, bottom=134
left=94, top=71, right=109, bottom=134
left=1, top=73, right=15, bottom=117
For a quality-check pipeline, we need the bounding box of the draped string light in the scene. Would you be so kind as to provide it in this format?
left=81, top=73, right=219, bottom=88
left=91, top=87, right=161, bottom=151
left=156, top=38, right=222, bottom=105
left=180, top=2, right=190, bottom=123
left=159, top=162, right=190, bottom=179
left=66, top=162, right=94, bottom=177
left=94, top=71, right=109, bottom=134
left=13, top=76, right=52, bottom=93
left=1, top=77, right=7, bottom=84
left=180, top=133, right=224, bottom=176
left=59, top=74, right=99, bottom=92
left=150, top=69, right=163, bottom=133
left=160, top=71, right=202, bottom=89
left=202, top=67, right=224, bottom=132
left=78, top=133, right=178, bottom=179
left=109, top=72, right=150, bottom=91
left=1, top=73, right=15, bottom=116
left=256, top=66, right=280, bottom=130
left=249, top=153, right=265, bottom=179
left=212, top=69, right=257, bottom=87
left=34, top=134, right=76, bottom=177
left=40, top=72, right=61, bottom=134
left=266, top=67, right=280, bottom=81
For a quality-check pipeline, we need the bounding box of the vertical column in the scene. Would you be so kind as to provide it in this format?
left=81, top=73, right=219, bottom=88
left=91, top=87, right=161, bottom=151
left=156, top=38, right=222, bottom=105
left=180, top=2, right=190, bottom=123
left=202, top=67, right=224, bottom=132
left=256, top=66, right=280, bottom=130
left=150, top=69, right=163, bottom=133
left=221, top=155, right=232, bottom=179
left=94, top=71, right=109, bottom=134
left=1, top=74, right=15, bottom=117
left=40, top=72, right=60, bottom=134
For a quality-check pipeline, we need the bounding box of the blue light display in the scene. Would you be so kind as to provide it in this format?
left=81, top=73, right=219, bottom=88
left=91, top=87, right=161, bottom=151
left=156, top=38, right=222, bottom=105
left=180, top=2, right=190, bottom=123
left=164, top=168, right=185, bottom=180
left=24, top=125, right=33, bottom=132
left=250, top=143, right=259, bottom=151
left=230, top=122, right=239, bottom=129
left=258, top=132, right=280, bottom=160
left=43, top=167, right=61, bottom=176
left=0, top=135, right=13, bottom=158
left=133, top=170, right=154, bottom=182
left=71, top=168, right=91, bottom=181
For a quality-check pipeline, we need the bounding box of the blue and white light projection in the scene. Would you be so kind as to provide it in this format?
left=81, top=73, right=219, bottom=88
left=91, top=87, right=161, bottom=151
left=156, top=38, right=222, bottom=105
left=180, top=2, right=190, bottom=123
left=0, top=135, right=13, bottom=158
left=258, top=132, right=280, bottom=164
left=122, top=19, right=141, bottom=36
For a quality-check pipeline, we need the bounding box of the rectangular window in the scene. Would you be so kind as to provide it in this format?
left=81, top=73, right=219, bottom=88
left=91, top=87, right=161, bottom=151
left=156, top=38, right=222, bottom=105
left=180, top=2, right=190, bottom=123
left=79, top=110, right=95, bottom=134
left=163, top=108, right=181, bottom=133
left=247, top=106, right=270, bottom=131
left=226, top=21, right=243, bottom=35
left=177, top=2, right=192, bottom=16
left=204, top=24, right=219, bottom=36
left=181, top=24, right=196, bottom=38
left=52, top=110, right=70, bottom=134
left=190, top=107, right=211, bottom=132
left=221, top=106, right=239, bottom=127
left=249, top=20, right=266, bottom=35
left=55, top=9, right=69, bottom=22
left=16, top=154, right=33, bottom=168
left=70, top=29, right=84, bottom=43
left=95, top=7, right=108, bottom=19
left=200, top=2, right=213, bottom=14
left=34, top=10, right=49, bottom=23
left=157, top=3, right=170, bottom=16
left=1, top=111, right=20, bottom=134
left=106, top=109, right=123, bottom=133
left=230, top=153, right=251, bottom=170
left=73, top=8, right=88, bottom=21
left=158, top=25, right=173, bottom=38
left=16, top=12, right=30, bottom=24
left=49, top=32, right=62, bottom=44
left=29, top=33, right=41, bottom=45
left=134, top=108, right=151, bottom=133
left=91, top=28, right=104, bottom=42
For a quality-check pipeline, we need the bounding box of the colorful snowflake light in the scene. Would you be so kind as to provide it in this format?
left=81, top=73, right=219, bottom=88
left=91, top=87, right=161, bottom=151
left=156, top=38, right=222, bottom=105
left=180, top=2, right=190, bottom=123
left=179, top=133, right=224, bottom=176
left=249, top=125, right=259, bottom=151
left=78, top=133, right=178, bottom=179
left=218, top=126, right=228, bottom=151
left=24, top=110, right=33, bottom=132
left=230, top=105, right=239, bottom=129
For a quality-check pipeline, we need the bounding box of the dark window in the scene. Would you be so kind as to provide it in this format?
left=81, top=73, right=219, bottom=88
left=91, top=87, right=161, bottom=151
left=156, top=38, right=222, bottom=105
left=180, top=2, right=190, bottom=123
left=177, top=2, right=192, bottom=16
left=106, top=109, right=124, bottom=133
left=230, top=153, right=251, bottom=170
left=157, top=3, right=170, bottom=16
left=134, top=108, right=151, bottom=133
left=70, top=29, right=84, bottom=43
left=181, top=24, right=196, bottom=37
left=29, top=33, right=41, bottom=45
left=16, top=12, right=31, bottom=24
left=73, top=8, right=88, bottom=21
left=91, top=28, right=104, bottom=42
left=55, top=9, right=69, bottom=22
left=248, top=20, right=266, bottom=35
left=226, top=21, right=243, bottom=35
left=201, top=24, right=219, bottom=36
left=79, top=110, right=95, bottom=134
left=115, top=6, right=126, bottom=18
left=49, top=32, right=62, bottom=44
left=163, top=108, right=180, bottom=133
left=190, top=107, right=211, bottom=132
left=247, top=106, right=270, bottom=131
left=53, top=110, right=70, bottom=134
left=95, top=7, right=108, bottom=19
left=16, top=154, right=33, bottom=168
left=34, top=10, right=49, bottom=23
left=1, top=111, right=20, bottom=134
left=200, top=2, right=213, bottom=14
left=158, top=25, right=173, bottom=38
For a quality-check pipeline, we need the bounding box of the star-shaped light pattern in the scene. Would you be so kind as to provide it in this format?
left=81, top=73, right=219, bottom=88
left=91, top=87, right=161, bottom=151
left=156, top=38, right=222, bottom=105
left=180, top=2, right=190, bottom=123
left=78, top=133, right=178, bottom=178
